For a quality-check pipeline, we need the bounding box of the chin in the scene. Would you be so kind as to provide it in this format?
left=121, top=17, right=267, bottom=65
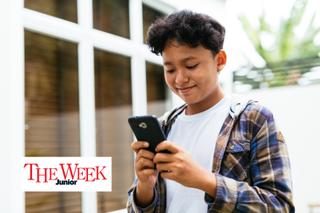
left=173, top=90, right=199, bottom=104
left=181, top=97, right=200, bottom=105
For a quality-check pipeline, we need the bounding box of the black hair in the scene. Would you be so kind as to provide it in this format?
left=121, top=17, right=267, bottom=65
left=146, top=10, right=225, bottom=57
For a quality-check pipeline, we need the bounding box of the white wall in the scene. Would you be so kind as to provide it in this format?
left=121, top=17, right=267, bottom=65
left=241, top=84, right=320, bottom=213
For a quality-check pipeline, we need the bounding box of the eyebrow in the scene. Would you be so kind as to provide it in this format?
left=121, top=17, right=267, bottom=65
left=164, top=56, right=198, bottom=66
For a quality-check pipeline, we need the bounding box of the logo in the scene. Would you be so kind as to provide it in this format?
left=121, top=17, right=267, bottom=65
left=22, top=157, right=111, bottom=191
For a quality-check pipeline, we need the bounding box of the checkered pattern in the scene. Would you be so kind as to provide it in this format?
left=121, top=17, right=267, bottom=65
left=127, top=96, right=294, bottom=213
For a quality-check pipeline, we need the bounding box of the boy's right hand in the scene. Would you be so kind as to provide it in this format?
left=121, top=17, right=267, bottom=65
left=131, top=141, right=158, bottom=207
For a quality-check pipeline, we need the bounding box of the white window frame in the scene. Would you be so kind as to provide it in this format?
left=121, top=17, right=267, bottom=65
left=0, top=0, right=175, bottom=212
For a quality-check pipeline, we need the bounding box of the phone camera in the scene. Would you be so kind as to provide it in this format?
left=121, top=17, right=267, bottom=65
left=139, top=122, right=147, bottom=129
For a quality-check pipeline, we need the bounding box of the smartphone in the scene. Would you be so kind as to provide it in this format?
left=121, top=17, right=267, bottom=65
left=128, top=115, right=169, bottom=153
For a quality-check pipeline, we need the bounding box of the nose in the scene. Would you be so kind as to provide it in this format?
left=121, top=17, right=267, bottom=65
left=175, top=69, right=189, bottom=84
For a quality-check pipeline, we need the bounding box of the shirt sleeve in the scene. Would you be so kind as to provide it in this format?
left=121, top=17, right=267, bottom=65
left=127, top=179, right=158, bottom=213
left=205, top=108, right=295, bottom=213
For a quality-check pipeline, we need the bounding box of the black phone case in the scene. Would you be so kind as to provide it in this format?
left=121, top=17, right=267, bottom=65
left=128, top=115, right=169, bottom=153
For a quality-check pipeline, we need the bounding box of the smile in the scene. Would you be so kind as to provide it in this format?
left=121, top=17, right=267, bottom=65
left=177, top=86, right=195, bottom=94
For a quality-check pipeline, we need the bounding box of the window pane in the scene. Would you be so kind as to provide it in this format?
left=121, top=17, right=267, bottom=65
left=25, top=31, right=81, bottom=212
left=93, top=0, right=130, bottom=39
left=146, top=62, right=168, bottom=117
left=94, top=49, right=134, bottom=212
left=24, top=0, right=78, bottom=23
left=143, top=4, right=166, bottom=44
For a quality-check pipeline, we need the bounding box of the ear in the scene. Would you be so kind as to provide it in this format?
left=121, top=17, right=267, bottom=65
left=217, top=50, right=227, bottom=72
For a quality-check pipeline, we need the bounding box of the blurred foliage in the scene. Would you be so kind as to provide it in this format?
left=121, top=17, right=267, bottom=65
left=238, top=0, right=320, bottom=64
left=233, top=57, right=320, bottom=92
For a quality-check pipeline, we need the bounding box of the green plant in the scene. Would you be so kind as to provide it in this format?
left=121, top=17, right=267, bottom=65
left=238, top=0, right=320, bottom=64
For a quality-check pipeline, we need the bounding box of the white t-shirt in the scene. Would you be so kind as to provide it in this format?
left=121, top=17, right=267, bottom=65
left=164, top=95, right=232, bottom=213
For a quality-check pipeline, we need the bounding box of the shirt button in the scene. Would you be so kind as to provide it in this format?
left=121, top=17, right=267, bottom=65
left=230, top=145, right=235, bottom=150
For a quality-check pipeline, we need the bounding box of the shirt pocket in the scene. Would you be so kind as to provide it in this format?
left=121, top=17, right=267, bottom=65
left=221, top=139, right=250, bottom=181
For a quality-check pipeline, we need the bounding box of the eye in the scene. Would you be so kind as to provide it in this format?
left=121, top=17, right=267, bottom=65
left=166, top=69, right=175, bottom=73
left=186, top=63, right=199, bottom=69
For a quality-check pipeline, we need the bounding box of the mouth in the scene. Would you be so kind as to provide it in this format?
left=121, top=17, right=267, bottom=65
left=177, top=85, right=195, bottom=94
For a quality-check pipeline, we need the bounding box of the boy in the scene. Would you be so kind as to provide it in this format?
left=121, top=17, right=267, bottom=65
left=127, top=10, right=294, bottom=213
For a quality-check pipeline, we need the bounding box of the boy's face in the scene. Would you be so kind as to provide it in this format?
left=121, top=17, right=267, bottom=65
left=162, top=39, right=226, bottom=109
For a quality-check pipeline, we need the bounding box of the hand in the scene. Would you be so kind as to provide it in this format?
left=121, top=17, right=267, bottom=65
left=131, top=141, right=158, bottom=207
left=153, top=141, right=217, bottom=197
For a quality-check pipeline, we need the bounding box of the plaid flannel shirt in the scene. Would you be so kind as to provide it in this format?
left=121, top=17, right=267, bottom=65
left=127, top=95, right=294, bottom=213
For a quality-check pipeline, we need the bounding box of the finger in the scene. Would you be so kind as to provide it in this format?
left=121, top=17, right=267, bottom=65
left=155, top=141, right=180, bottom=153
left=138, top=169, right=157, bottom=178
left=160, top=170, right=174, bottom=180
left=156, top=162, right=174, bottom=172
left=136, top=149, right=155, bottom=163
left=131, top=141, right=149, bottom=154
left=136, top=157, right=155, bottom=170
left=153, top=153, right=173, bottom=164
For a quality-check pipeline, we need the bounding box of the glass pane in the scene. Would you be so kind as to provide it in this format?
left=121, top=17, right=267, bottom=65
left=146, top=62, right=168, bottom=117
left=25, top=31, right=81, bottom=212
left=94, top=49, right=134, bottom=212
left=93, top=0, right=130, bottom=39
left=143, top=4, right=166, bottom=44
left=24, top=0, right=78, bottom=23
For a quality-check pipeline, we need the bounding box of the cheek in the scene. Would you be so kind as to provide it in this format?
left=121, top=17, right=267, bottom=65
left=191, top=71, right=206, bottom=85
left=164, top=73, right=174, bottom=88
left=193, top=70, right=216, bottom=89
